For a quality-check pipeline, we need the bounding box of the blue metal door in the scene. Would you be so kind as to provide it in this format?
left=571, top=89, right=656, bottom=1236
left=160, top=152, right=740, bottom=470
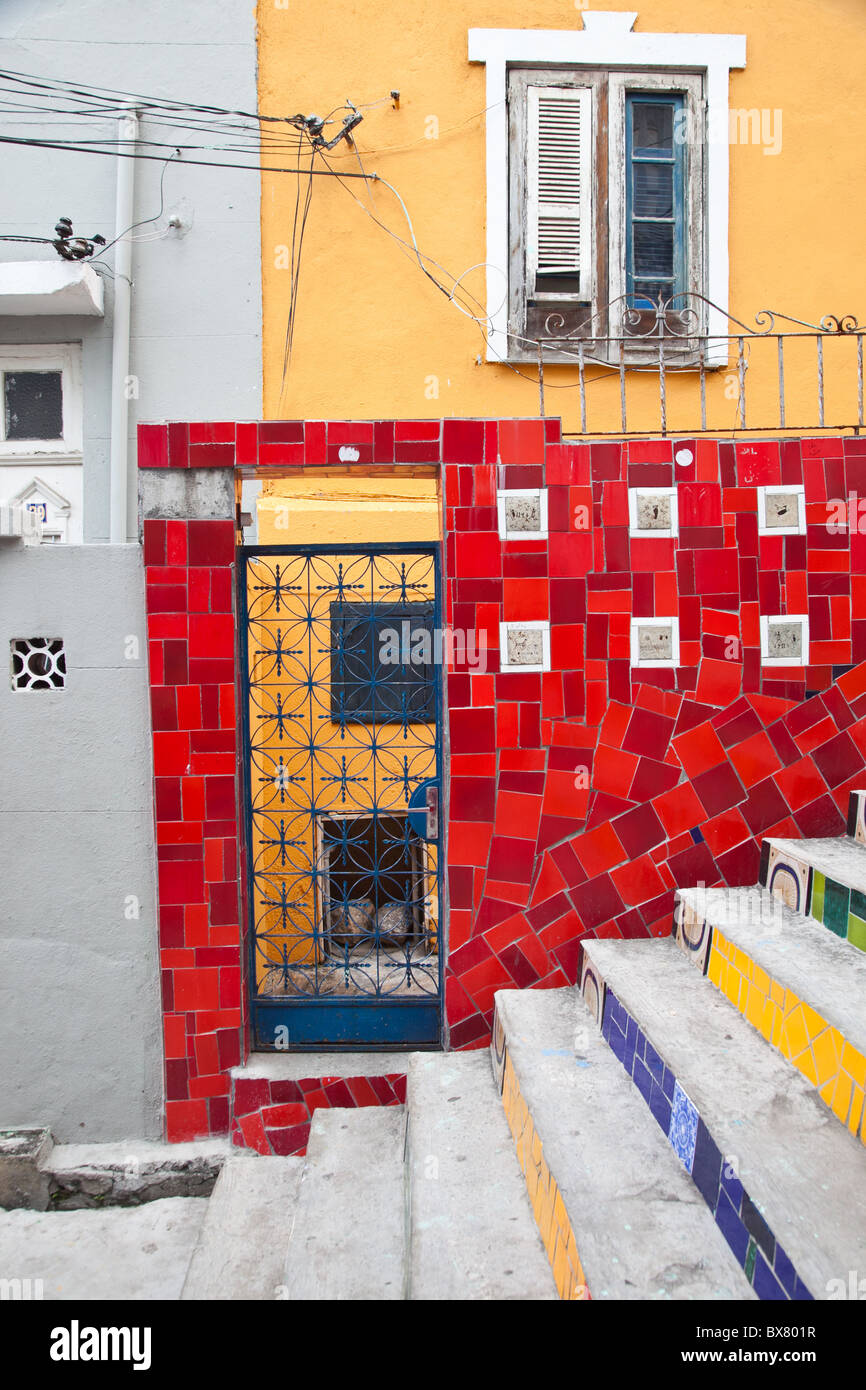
left=239, top=543, right=443, bottom=1049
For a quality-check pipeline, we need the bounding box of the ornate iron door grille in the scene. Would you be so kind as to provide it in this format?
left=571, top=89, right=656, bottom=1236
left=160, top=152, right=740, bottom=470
left=239, top=543, right=443, bottom=1049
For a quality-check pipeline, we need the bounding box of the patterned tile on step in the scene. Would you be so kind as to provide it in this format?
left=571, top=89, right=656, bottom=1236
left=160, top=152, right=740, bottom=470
left=668, top=1082, right=699, bottom=1173
left=765, top=844, right=811, bottom=914
left=673, top=895, right=713, bottom=974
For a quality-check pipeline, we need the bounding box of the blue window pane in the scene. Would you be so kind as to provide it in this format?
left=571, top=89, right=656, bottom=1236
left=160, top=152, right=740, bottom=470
left=626, top=94, right=685, bottom=306
left=633, top=222, right=674, bottom=279
left=631, top=102, right=674, bottom=157
left=633, top=163, right=673, bottom=219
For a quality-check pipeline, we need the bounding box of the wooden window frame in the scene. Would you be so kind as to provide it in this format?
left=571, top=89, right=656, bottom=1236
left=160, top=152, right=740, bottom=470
left=507, top=66, right=706, bottom=365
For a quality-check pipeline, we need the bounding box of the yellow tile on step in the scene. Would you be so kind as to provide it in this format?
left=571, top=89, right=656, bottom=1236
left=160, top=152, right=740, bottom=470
left=724, top=967, right=740, bottom=1006
left=842, top=1042, right=866, bottom=1087
left=783, top=1004, right=809, bottom=1059
left=849, top=1088, right=864, bottom=1137
left=801, top=1002, right=829, bottom=1046
left=714, top=930, right=731, bottom=960
left=531, top=1127, right=543, bottom=1165
left=758, top=997, right=775, bottom=1042
left=553, top=1186, right=568, bottom=1236
left=708, top=949, right=723, bottom=988
left=819, top=1078, right=835, bottom=1105
left=783, top=987, right=801, bottom=1017
left=732, top=945, right=752, bottom=978
left=770, top=979, right=785, bottom=1006
left=812, top=1026, right=842, bottom=1087
left=738, top=974, right=751, bottom=1013
left=831, top=1072, right=853, bottom=1124
left=771, top=1006, right=783, bottom=1048
left=746, top=984, right=766, bottom=1030
left=552, top=1236, right=569, bottom=1297
left=753, top=964, right=770, bottom=996
left=795, top=1047, right=819, bottom=1087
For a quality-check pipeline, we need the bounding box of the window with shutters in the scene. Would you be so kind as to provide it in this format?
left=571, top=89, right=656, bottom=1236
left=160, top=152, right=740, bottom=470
left=508, top=67, right=705, bottom=363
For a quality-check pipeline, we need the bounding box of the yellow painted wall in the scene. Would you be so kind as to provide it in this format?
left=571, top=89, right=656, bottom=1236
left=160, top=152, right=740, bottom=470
left=258, top=0, right=866, bottom=435
left=257, top=475, right=439, bottom=545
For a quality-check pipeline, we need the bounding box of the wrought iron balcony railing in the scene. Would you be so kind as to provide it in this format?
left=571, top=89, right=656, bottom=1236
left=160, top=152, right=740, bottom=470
left=514, top=295, right=865, bottom=437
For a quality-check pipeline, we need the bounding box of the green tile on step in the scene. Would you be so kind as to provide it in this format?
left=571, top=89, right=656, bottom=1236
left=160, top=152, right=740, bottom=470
left=851, top=888, right=866, bottom=920
left=811, top=872, right=825, bottom=923
left=824, top=878, right=851, bottom=938
left=847, top=915, right=866, bottom=953
left=745, top=1236, right=757, bottom=1283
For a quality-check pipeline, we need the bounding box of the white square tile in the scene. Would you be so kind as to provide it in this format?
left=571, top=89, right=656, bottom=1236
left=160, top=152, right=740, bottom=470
left=759, top=613, right=809, bottom=666
left=628, top=485, right=678, bottom=538
left=496, top=488, right=548, bottom=540
left=630, top=616, right=680, bottom=668
left=499, top=620, right=550, bottom=672
left=757, top=485, right=806, bottom=535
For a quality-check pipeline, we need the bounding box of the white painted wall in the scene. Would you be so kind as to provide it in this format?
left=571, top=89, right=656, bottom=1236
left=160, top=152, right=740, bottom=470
left=0, top=0, right=262, bottom=1141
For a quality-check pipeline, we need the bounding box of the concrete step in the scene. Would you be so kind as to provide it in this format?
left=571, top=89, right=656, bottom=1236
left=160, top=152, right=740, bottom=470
left=44, top=1138, right=232, bottom=1208
left=494, top=987, right=754, bottom=1301
left=583, top=937, right=866, bottom=1300
left=675, top=886, right=866, bottom=1144
left=406, top=1052, right=556, bottom=1300
left=283, top=1106, right=406, bottom=1300
left=761, top=835, right=866, bottom=952
left=182, top=1153, right=302, bottom=1300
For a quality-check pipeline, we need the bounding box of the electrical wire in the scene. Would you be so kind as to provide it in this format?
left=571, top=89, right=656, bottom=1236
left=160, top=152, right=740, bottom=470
left=89, top=147, right=180, bottom=263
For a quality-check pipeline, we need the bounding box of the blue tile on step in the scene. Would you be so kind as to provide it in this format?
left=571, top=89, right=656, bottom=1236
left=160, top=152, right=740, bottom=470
left=715, top=1188, right=750, bottom=1266
left=772, top=1243, right=797, bottom=1299
left=792, top=1278, right=814, bottom=1301
left=633, top=1055, right=653, bottom=1105
left=648, top=1083, right=672, bottom=1134
left=661, top=1066, right=675, bottom=1100
left=691, top=1118, right=723, bottom=1211
left=721, top=1167, right=744, bottom=1212
left=644, top=1040, right=664, bottom=1085
left=753, top=1250, right=788, bottom=1301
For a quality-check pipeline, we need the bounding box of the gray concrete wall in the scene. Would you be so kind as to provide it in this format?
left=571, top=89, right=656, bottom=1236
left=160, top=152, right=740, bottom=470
left=0, top=544, right=163, bottom=1140
left=0, top=2, right=262, bottom=1140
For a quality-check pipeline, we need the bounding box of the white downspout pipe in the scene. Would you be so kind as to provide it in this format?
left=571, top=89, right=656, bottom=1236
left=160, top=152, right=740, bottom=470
left=109, top=109, right=139, bottom=544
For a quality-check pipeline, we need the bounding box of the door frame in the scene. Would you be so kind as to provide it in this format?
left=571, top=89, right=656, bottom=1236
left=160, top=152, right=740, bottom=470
left=238, top=540, right=445, bottom=1051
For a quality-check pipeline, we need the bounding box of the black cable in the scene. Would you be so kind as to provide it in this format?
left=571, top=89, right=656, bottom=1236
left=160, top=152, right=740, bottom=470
left=0, top=132, right=369, bottom=176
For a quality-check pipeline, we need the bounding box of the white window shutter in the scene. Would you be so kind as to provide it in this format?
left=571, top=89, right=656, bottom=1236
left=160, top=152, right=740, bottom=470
left=526, top=85, right=592, bottom=295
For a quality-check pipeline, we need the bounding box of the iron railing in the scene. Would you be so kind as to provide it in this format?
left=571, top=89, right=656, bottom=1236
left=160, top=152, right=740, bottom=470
left=519, top=295, right=865, bottom=436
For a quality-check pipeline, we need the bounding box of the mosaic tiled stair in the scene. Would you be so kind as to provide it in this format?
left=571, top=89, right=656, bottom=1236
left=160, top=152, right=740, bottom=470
left=582, top=937, right=866, bottom=1300
left=673, top=885, right=866, bottom=1145
left=490, top=987, right=755, bottom=1301
left=761, top=830, right=866, bottom=953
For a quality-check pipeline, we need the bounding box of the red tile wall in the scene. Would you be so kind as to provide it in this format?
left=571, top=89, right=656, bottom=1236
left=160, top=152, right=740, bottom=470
left=139, top=421, right=866, bottom=1137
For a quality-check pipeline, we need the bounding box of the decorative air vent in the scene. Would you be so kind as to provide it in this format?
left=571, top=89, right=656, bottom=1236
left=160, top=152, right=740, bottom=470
left=10, top=637, right=66, bottom=690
